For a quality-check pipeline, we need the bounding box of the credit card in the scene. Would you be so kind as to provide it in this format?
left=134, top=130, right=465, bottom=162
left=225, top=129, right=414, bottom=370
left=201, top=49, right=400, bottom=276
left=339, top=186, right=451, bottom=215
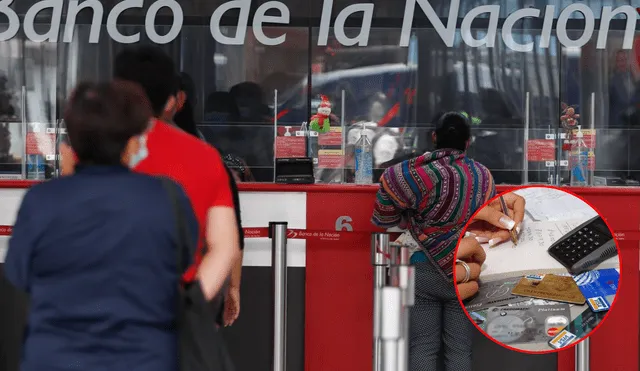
left=464, top=276, right=529, bottom=311
left=512, top=274, right=586, bottom=305
left=586, top=296, right=610, bottom=312
left=563, top=300, right=610, bottom=338
left=573, top=269, right=619, bottom=303
left=549, top=329, right=578, bottom=349
left=548, top=298, right=612, bottom=350
left=484, top=304, right=571, bottom=344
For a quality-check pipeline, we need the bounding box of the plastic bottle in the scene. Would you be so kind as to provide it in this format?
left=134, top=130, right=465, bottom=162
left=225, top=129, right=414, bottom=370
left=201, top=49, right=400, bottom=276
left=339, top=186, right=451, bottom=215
left=354, top=124, right=373, bottom=184
left=26, top=154, right=46, bottom=180
left=570, top=125, right=588, bottom=186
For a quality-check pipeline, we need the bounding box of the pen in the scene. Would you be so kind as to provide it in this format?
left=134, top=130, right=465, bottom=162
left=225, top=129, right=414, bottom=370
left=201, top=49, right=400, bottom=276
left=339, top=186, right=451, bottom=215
left=498, top=195, right=519, bottom=246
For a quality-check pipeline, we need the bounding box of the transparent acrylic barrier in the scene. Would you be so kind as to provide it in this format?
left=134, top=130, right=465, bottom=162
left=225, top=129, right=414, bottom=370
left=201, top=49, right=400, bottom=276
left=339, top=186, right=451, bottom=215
left=0, top=23, right=637, bottom=187
left=199, top=123, right=275, bottom=182
left=0, top=120, right=63, bottom=181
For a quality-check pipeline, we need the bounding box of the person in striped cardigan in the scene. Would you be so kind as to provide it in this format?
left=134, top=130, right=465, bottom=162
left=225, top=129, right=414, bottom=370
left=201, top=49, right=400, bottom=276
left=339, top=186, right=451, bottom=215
left=372, top=112, right=497, bottom=371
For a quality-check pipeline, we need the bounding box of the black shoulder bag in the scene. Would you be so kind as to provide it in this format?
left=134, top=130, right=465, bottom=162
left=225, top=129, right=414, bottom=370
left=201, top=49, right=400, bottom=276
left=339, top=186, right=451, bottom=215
left=162, top=178, right=235, bottom=371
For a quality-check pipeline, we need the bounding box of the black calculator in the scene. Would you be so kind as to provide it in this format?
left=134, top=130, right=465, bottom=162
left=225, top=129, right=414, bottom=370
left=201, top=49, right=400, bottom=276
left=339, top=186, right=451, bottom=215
left=547, top=216, right=617, bottom=274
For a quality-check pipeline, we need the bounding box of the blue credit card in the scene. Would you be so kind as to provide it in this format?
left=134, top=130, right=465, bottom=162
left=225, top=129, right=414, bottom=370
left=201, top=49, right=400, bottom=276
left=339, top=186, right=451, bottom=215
left=572, top=269, right=619, bottom=299
left=587, top=296, right=610, bottom=312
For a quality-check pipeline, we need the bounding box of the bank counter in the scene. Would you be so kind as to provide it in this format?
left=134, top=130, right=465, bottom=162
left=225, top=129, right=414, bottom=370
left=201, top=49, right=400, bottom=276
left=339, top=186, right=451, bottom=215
left=0, top=181, right=638, bottom=371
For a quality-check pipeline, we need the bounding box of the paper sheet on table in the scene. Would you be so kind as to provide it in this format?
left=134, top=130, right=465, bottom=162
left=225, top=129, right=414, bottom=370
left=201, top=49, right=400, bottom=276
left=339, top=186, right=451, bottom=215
left=480, top=219, right=619, bottom=281
left=514, top=187, right=598, bottom=222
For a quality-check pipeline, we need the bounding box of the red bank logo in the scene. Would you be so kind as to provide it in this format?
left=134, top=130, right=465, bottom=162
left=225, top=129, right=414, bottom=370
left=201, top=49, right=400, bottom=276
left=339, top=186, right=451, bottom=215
left=287, top=230, right=298, bottom=239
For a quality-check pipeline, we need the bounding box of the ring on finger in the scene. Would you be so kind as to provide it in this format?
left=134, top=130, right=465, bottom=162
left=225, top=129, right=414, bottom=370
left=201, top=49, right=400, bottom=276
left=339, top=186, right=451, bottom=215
left=456, top=259, right=471, bottom=284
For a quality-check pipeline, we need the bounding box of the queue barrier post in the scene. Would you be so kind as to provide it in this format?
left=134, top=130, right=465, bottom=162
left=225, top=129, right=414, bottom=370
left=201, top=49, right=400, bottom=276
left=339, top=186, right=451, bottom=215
left=269, top=222, right=288, bottom=371
left=371, top=233, right=390, bottom=371
left=575, top=338, right=589, bottom=371
left=390, top=242, right=414, bottom=371
left=380, top=287, right=402, bottom=371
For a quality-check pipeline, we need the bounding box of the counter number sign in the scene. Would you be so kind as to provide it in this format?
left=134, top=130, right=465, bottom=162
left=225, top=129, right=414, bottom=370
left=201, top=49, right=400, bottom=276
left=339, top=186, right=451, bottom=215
left=335, top=216, right=353, bottom=232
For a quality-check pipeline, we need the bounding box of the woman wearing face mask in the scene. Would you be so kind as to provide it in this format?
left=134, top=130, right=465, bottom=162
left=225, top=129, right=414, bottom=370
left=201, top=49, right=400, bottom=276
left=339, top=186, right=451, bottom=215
left=372, top=112, right=510, bottom=371
left=4, top=81, right=197, bottom=371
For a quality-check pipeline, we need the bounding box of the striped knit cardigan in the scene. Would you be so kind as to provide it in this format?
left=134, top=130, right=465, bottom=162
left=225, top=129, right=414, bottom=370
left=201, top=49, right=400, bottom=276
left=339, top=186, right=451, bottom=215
left=371, top=149, right=495, bottom=279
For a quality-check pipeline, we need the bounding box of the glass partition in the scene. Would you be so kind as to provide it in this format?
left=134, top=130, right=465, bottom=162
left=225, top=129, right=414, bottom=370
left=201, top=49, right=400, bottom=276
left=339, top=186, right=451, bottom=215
left=0, top=1, right=638, bottom=185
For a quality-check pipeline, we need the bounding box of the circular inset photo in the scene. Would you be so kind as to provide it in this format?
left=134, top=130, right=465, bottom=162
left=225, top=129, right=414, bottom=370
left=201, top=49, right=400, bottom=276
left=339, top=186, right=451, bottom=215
left=453, top=186, right=621, bottom=353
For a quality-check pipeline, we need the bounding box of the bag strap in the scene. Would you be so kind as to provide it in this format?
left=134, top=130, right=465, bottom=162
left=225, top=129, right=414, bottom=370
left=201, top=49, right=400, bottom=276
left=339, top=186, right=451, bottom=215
left=161, top=178, right=190, bottom=276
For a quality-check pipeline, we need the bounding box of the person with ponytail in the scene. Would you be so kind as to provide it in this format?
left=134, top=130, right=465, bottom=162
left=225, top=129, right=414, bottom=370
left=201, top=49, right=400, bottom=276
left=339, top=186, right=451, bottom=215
left=371, top=112, right=495, bottom=371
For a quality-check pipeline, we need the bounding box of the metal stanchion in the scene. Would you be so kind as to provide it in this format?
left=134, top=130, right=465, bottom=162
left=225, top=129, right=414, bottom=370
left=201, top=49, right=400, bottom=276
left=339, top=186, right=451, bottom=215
left=372, top=235, right=415, bottom=371
left=380, top=287, right=401, bottom=371
left=575, top=338, right=589, bottom=371
left=270, top=222, right=288, bottom=371
left=392, top=243, right=414, bottom=371
left=371, top=233, right=390, bottom=371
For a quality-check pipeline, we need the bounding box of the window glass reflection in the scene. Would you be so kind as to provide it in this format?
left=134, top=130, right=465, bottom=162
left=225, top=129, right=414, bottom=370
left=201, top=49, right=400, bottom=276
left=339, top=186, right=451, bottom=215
left=560, top=30, right=640, bottom=185
left=201, top=26, right=309, bottom=182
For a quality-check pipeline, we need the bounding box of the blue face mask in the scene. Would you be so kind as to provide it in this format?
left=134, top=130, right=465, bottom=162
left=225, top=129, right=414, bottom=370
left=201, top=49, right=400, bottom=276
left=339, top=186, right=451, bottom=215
left=128, top=135, right=148, bottom=168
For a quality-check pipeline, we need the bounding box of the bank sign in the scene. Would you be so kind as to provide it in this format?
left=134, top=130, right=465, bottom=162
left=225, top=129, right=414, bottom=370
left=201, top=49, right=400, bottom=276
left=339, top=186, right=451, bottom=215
left=0, top=0, right=637, bottom=52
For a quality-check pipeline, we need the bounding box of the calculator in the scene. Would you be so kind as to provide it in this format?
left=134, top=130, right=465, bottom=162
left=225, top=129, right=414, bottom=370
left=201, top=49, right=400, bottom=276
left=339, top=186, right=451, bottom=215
left=547, top=216, right=617, bottom=274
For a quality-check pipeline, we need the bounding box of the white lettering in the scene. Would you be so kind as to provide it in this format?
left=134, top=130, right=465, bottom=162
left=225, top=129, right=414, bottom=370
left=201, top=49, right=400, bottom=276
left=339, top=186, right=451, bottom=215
left=317, top=0, right=333, bottom=46
left=64, top=0, right=104, bottom=43
left=145, top=0, right=183, bottom=44
left=556, top=4, right=595, bottom=49
left=253, top=1, right=290, bottom=46
left=107, top=0, right=143, bottom=43
left=334, top=3, right=374, bottom=46
left=460, top=5, right=500, bottom=47
left=539, top=5, right=555, bottom=49
left=401, top=0, right=459, bottom=47
left=210, top=0, right=251, bottom=45
left=24, top=0, right=63, bottom=42
left=0, top=1, right=632, bottom=52
left=0, top=0, right=19, bottom=42
left=598, top=6, right=637, bottom=50
left=502, top=8, right=540, bottom=52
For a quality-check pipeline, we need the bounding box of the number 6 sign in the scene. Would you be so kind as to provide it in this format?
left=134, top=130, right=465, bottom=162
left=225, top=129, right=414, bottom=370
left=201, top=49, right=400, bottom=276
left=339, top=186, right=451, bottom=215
left=335, top=216, right=353, bottom=232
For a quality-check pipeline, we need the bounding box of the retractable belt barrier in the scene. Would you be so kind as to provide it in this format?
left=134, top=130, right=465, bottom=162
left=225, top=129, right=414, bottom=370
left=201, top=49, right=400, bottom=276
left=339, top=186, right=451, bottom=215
left=371, top=233, right=415, bottom=371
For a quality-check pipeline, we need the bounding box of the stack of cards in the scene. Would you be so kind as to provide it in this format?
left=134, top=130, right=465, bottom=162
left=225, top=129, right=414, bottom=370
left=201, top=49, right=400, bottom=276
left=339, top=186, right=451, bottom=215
left=547, top=269, right=619, bottom=349
left=465, top=269, right=619, bottom=349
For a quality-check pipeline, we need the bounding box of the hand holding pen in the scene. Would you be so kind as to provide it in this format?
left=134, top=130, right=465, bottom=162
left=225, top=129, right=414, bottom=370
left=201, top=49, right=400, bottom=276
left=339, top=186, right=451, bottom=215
left=499, top=195, right=519, bottom=246
left=466, top=192, right=526, bottom=248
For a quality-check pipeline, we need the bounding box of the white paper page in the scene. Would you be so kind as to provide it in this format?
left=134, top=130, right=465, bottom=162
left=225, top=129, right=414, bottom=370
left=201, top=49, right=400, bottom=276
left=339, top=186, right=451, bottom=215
left=514, top=188, right=598, bottom=222
left=480, top=219, right=619, bottom=280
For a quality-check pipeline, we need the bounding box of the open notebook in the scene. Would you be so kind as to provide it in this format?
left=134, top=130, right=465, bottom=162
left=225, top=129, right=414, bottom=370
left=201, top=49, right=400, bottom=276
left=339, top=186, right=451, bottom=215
left=479, top=219, right=620, bottom=281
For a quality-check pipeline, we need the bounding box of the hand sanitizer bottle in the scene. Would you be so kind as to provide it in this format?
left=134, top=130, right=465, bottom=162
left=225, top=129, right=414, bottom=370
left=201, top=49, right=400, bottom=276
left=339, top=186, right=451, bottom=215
left=354, top=124, right=373, bottom=184
left=570, top=125, right=588, bottom=186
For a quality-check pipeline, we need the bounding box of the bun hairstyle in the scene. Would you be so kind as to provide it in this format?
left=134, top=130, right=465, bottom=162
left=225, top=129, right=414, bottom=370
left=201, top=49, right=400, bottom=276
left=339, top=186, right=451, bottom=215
left=434, top=111, right=471, bottom=151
